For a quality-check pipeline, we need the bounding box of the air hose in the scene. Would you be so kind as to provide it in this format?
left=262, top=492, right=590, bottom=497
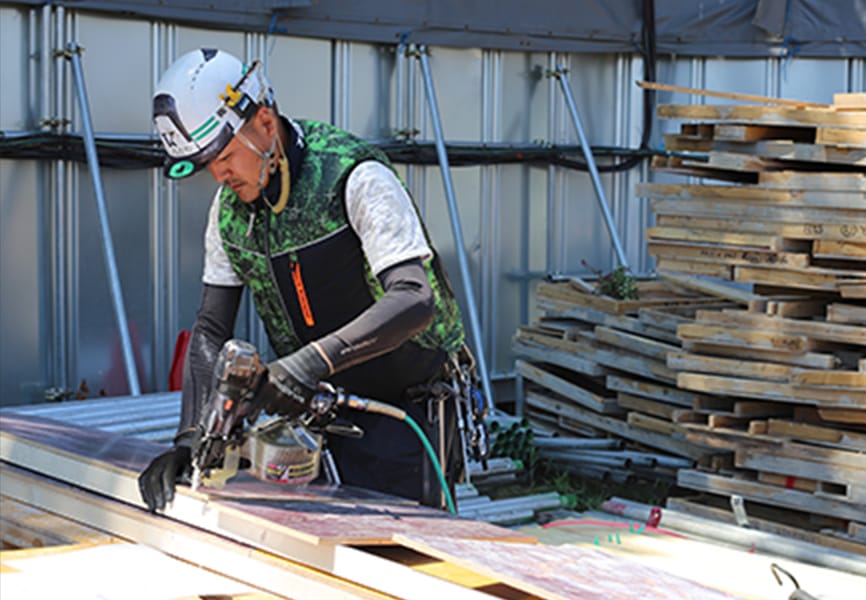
left=342, top=397, right=457, bottom=515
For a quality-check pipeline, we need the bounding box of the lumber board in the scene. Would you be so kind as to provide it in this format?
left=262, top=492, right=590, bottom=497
left=515, top=360, right=620, bottom=414
left=638, top=181, right=866, bottom=208
left=615, top=393, right=693, bottom=421
left=638, top=80, right=829, bottom=109
left=677, top=323, right=816, bottom=353
left=656, top=213, right=866, bottom=242
left=792, top=370, right=866, bottom=388
left=656, top=272, right=759, bottom=305
left=734, top=265, right=863, bottom=292
left=0, top=540, right=276, bottom=599
left=733, top=447, right=866, bottom=488
left=0, top=495, right=117, bottom=550
left=712, top=124, right=814, bottom=142
left=571, top=332, right=678, bottom=383
left=650, top=198, right=866, bottom=227
left=535, top=280, right=708, bottom=315
left=656, top=259, right=733, bottom=280
left=668, top=352, right=794, bottom=381
left=591, top=325, right=679, bottom=361
left=647, top=226, right=788, bottom=250
left=0, top=413, right=531, bottom=545
left=525, top=390, right=718, bottom=461
left=839, top=280, right=866, bottom=298
left=765, top=418, right=866, bottom=452
left=626, top=412, right=690, bottom=436
left=604, top=374, right=705, bottom=408
left=693, top=309, right=866, bottom=345
left=712, top=140, right=866, bottom=167
left=818, top=407, right=866, bottom=425
left=681, top=341, right=838, bottom=369
left=677, top=469, right=866, bottom=522
left=512, top=331, right=606, bottom=377
left=816, top=126, right=866, bottom=147
left=657, top=103, right=866, bottom=128
left=759, top=170, right=866, bottom=191
left=834, top=92, right=866, bottom=110
left=827, top=302, right=866, bottom=324
left=813, top=240, right=866, bottom=260
left=391, top=534, right=737, bottom=600
left=676, top=373, right=866, bottom=409
left=0, top=464, right=402, bottom=600
left=648, top=240, right=811, bottom=268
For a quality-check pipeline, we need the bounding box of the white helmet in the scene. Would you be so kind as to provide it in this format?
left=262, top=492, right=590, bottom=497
left=153, top=48, right=274, bottom=179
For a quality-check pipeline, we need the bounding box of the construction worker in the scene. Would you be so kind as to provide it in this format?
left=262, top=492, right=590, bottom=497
left=137, top=48, right=469, bottom=512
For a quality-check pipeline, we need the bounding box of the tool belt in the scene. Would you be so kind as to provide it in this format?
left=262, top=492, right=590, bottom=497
left=404, top=344, right=490, bottom=508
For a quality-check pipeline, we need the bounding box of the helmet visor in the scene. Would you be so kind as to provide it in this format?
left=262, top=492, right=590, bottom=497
left=159, top=123, right=234, bottom=179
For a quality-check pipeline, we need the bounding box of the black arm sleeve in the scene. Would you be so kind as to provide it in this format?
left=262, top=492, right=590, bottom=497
left=314, top=258, right=434, bottom=374
left=178, top=284, right=243, bottom=434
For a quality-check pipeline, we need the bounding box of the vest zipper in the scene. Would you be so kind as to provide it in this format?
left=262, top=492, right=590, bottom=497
left=289, top=252, right=315, bottom=327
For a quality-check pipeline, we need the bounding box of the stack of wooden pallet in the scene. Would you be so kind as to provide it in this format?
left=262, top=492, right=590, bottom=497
left=642, top=90, right=866, bottom=548
left=512, top=278, right=739, bottom=481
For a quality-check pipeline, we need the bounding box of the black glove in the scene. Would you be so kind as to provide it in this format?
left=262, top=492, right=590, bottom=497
left=138, top=430, right=194, bottom=512
left=257, top=344, right=329, bottom=418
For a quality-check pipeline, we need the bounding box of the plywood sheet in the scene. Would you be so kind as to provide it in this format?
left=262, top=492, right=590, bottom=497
left=0, top=412, right=532, bottom=546
left=393, top=534, right=740, bottom=600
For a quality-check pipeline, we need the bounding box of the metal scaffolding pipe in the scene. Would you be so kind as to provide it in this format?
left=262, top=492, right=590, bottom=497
left=66, top=43, right=141, bottom=396
left=414, top=45, right=494, bottom=408
left=551, top=66, right=629, bottom=269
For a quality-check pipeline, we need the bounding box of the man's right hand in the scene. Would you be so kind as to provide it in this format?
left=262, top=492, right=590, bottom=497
left=138, top=433, right=194, bottom=512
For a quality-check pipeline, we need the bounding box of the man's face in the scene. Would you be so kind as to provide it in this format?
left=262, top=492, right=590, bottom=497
left=206, top=117, right=270, bottom=203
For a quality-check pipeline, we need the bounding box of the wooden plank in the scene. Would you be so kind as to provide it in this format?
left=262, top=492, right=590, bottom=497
left=535, top=279, right=708, bottom=315
left=734, top=448, right=866, bottom=487
left=657, top=272, right=760, bottom=306
left=677, top=373, right=866, bottom=408
left=834, top=92, right=866, bottom=110
left=605, top=374, right=704, bottom=408
left=638, top=180, right=866, bottom=207
left=656, top=214, right=866, bottom=242
left=713, top=124, right=814, bottom=142
left=647, top=226, right=787, bottom=250
left=694, top=309, right=866, bottom=345
left=0, top=465, right=396, bottom=600
left=816, top=127, right=866, bottom=147
left=392, top=534, right=736, bottom=600
left=626, top=412, right=690, bottom=435
left=0, top=414, right=531, bottom=547
left=650, top=198, right=866, bottom=227
left=765, top=419, right=866, bottom=452
left=592, top=326, right=679, bottom=362
left=0, top=495, right=118, bottom=550
left=711, top=140, right=866, bottom=167
left=758, top=170, right=866, bottom=191
left=827, top=303, right=866, bottom=324
left=525, top=390, right=717, bottom=461
left=813, top=240, right=866, bottom=260
left=839, top=280, right=866, bottom=299
left=681, top=341, right=838, bottom=369
left=512, top=332, right=606, bottom=377
left=515, top=360, right=621, bottom=414
left=667, top=351, right=794, bottom=382
left=765, top=297, right=829, bottom=318
left=677, top=323, right=816, bottom=353
left=655, top=260, right=733, bottom=280
left=656, top=103, right=866, bottom=128
left=571, top=332, right=678, bottom=383
left=792, top=370, right=866, bottom=388
left=735, top=265, right=855, bottom=291
left=648, top=240, right=811, bottom=268
left=818, top=408, right=866, bottom=425
left=616, top=393, right=687, bottom=420
left=637, top=80, right=829, bottom=108
left=677, top=470, right=866, bottom=522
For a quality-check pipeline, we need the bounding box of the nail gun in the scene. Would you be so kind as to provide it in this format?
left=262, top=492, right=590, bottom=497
left=189, top=339, right=358, bottom=492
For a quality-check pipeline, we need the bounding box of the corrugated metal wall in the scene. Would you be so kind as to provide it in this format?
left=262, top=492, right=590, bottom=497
left=1, top=4, right=863, bottom=407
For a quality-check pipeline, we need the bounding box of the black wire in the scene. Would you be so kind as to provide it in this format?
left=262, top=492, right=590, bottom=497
left=0, top=132, right=668, bottom=171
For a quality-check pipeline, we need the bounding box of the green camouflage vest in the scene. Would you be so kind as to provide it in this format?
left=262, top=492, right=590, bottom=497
left=217, top=119, right=464, bottom=358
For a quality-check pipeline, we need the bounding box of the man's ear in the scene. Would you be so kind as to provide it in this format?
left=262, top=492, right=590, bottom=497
left=255, top=106, right=277, bottom=137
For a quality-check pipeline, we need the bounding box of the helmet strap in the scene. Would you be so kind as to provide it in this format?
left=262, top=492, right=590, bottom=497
left=235, top=124, right=290, bottom=215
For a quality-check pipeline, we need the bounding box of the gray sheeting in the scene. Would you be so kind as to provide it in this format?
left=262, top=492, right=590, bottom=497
left=5, top=0, right=866, bottom=57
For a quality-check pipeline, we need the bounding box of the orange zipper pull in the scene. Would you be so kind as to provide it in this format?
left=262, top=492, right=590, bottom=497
left=289, top=254, right=315, bottom=327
